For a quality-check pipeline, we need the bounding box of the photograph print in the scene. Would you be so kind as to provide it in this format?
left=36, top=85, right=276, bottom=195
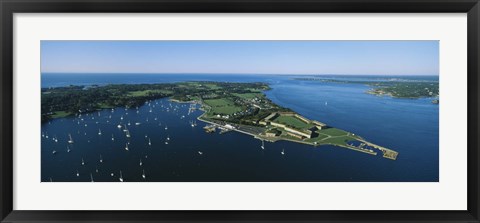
left=41, top=40, right=439, bottom=182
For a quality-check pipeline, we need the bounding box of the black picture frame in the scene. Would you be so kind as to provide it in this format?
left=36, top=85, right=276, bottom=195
left=1, top=0, right=479, bottom=222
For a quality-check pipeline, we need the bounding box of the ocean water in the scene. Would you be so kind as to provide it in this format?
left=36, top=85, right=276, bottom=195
left=41, top=73, right=439, bottom=182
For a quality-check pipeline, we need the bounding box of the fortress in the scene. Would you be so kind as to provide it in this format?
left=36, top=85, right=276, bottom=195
left=260, top=112, right=327, bottom=139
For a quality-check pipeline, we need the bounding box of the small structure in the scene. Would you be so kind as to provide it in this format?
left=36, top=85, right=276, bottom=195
left=286, top=132, right=305, bottom=139
left=203, top=125, right=216, bottom=133
left=265, top=128, right=281, bottom=137
left=311, top=120, right=327, bottom=130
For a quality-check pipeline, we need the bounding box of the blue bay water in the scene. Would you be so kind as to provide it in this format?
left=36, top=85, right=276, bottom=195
left=41, top=73, right=439, bottom=182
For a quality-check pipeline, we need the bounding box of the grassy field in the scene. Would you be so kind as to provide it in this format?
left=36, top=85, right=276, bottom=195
left=305, top=128, right=359, bottom=145
left=97, top=103, right=113, bottom=109
left=204, top=98, right=243, bottom=115
left=50, top=111, right=72, bottom=118
left=213, top=106, right=243, bottom=115
left=232, top=93, right=261, bottom=100
left=204, top=98, right=234, bottom=106
left=304, top=134, right=330, bottom=143
left=318, top=128, right=350, bottom=136
left=273, top=115, right=312, bottom=129
left=321, top=135, right=355, bottom=145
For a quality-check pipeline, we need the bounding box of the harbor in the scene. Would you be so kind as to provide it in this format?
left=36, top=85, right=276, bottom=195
left=41, top=74, right=439, bottom=182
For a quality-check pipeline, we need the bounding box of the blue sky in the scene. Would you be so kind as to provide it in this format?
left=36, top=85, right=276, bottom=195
left=41, top=41, right=439, bottom=75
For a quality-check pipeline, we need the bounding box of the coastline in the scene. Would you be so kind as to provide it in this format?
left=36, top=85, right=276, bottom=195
left=42, top=82, right=399, bottom=160
left=192, top=100, right=397, bottom=160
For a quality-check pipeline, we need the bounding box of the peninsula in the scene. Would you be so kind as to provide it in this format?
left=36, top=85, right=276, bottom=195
left=295, top=77, right=439, bottom=100
left=41, top=81, right=398, bottom=160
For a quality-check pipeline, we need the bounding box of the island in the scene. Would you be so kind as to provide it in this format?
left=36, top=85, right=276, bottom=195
left=295, top=77, right=439, bottom=101
left=41, top=81, right=398, bottom=160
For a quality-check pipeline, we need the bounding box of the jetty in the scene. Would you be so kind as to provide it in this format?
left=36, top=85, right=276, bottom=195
left=203, top=125, right=216, bottom=133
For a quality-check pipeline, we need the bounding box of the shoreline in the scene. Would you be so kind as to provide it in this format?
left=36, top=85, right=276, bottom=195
left=42, top=83, right=399, bottom=160
left=192, top=103, right=395, bottom=159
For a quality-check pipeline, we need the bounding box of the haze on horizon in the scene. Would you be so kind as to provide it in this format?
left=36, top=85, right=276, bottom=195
left=41, top=41, right=439, bottom=76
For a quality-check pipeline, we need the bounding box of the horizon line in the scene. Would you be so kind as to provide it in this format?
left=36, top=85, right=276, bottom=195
left=41, top=72, right=440, bottom=76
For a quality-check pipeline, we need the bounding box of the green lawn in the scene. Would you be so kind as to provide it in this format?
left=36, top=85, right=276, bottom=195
left=97, top=103, right=113, bottom=109
left=321, top=135, right=356, bottom=145
left=204, top=98, right=234, bottom=107
left=273, top=115, right=311, bottom=129
left=318, top=128, right=350, bottom=137
left=204, top=98, right=243, bottom=115
left=232, top=93, right=261, bottom=99
left=50, top=111, right=72, bottom=118
left=211, top=106, right=243, bottom=115
left=305, top=134, right=330, bottom=143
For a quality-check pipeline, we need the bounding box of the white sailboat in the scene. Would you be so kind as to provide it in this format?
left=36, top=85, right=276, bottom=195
left=281, top=148, right=285, bottom=155
left=142, top=169, right=146, bottom=179
left=81, top=158, right=85, bottom=165
left=68, top=134, right=74, bottom=144
left=67, top=146, right=70, bottom=153
left=261, top=140, right=265, bottom=150
left=98, top=129, right=102, bottom=135
left=198, top=151, right=203, bottom=155
left=111, top=134, right=115, bottom=141
left=76, top=170, right=79, bottom=177
left=52, top=149, right=57, bottom=155
left=99, top=155, right=103, bottom=163
left=125, top=143, right=129, bottom=151
left=148, top=138, right=151, bottom=146
left=119, top=171, right=124, bottom=182
left=139, top=159, right=143, bottom=166
left=165, top=125, right=168, bottom=130
left=117, top=124, right=122, bottom=129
